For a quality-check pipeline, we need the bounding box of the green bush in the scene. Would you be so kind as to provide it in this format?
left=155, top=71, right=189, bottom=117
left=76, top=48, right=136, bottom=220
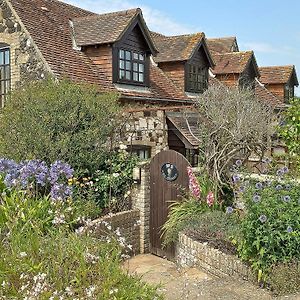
left=235, top=169, right=300, bottom=281
left=72, top=150, right=138, bottom=211
left=0, top=79, right=121, bottom=175
left=0, top=230, right=161, bottom=299
left=268, top=260, right=300, bottom=296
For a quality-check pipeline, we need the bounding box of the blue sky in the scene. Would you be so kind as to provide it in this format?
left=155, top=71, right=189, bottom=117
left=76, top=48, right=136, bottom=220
left=63, top=0, right=300, bottom=95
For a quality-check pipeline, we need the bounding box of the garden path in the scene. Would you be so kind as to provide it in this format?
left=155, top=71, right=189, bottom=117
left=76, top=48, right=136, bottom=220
left=123, top=254, right=299, bottom=300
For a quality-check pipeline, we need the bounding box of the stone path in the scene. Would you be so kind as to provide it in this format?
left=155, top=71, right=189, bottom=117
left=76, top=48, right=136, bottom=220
left=123, top=254, right=300, bottom=300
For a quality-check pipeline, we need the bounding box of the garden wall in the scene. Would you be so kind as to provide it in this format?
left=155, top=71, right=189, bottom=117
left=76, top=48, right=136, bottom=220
left=81, top=210, right=141, bottom=255
left=176, top=233, right=256, bottom=282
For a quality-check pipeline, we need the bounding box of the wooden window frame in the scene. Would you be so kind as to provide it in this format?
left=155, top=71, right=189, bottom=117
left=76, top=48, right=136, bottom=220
left=185, top=63, right=208, bottom=93
left=0, top=46, right=10, bottom=108
left=113, top=48, right=149, bottom=87
left=284, top=84, right=294, bottom=103
left=129, top=145, right=151, bottom=160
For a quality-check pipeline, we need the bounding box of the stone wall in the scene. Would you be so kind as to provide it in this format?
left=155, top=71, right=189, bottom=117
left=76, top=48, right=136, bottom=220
left=125, top=109, right=168, bottom=157
left=80, top=210, right=141, bottom=256
left=0, top=1, right=49, bottom=95
left=131, top=162, right=151, bottom=253
left=176, top=233, right=256, bottom=282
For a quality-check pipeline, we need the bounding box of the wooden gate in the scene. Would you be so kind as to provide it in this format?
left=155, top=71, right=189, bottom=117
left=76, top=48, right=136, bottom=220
left=150, top=150, right=190, bottom=259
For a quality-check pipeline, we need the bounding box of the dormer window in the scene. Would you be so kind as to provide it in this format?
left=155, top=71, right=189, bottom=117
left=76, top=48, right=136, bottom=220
left=186, top=64, right=208, bottom=93
left=284, top=84, right=294, bottom=103
left=0, top=45, right=10, bottom=108
left=118, top=49, right=146, bottom=85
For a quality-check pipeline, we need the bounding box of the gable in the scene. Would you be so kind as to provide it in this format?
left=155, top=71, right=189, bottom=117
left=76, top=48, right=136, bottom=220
left=189, top=44, right=211, bottom=67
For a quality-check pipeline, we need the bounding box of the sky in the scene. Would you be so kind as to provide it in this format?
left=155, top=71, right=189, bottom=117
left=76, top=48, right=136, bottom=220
left=63, top=0, right=300, bottom=95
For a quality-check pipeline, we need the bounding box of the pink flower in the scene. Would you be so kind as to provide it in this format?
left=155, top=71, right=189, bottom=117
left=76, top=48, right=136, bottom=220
left=187, top=167, right=201, bottom=199
left=206, top=191, right=214, bottom=207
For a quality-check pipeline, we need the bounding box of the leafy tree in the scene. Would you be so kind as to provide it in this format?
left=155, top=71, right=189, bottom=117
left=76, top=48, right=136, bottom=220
left=278, top=97, right=300, bottom=172
left=0, top=79, right=121, bottom=175
left=193, top=84, right=274, bottom=191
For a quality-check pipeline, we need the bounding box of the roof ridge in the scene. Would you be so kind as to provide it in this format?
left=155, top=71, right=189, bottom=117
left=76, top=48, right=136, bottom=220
left=163, top=32, right=204, bottom=39
left=214, top=50, right=253, bottom=56
left=46, top=0, right=95, bottom=15
left=72, top=7, right=140, bottom=21
left=208, top=36, right=236, bottom=40
left=259, top=65, right=294, bottom=69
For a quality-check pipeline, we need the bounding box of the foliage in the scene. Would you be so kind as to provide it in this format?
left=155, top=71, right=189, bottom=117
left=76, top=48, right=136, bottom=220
left=278, top=97, right=300, bottom=172
left=0, top=230, right=161, bottom=299
left=232, top=163, right=300, bottom=282
left=0, top=158, right=73, bottom=201
left=72, top=149, right=138, bottom=211
left=0, top=191, right=101, bottom=236
left=268, top=260, right=300, bottom=296
left=162, top=168, right=222, bottom=246
left=194, top=84, right=274, bottom=191
left=0, top=79, right=122, bottom=175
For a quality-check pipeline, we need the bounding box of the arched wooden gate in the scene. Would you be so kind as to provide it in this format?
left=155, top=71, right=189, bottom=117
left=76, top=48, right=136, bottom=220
left=150, top=150, right=190, bottom=259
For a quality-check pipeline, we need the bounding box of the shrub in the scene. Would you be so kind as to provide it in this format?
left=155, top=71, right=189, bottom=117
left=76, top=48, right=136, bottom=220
left=268, top=260, right=300, bottom=296
left=0, top=230, right=161, bottom=299
left=233, top=164, right=300, bottom=281
left=0, top=79, right=121, bottom=175
left=72, top=150, right=138, bottom=211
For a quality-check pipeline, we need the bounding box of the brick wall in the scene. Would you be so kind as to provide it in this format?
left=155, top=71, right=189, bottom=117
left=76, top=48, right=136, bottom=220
left=80, top=210, right=141, bottom=256
left=215, top=73, right=240, bottom=87
left=265, top=83, right=284, bottom=101
left=131, top=162, right=151, bottom=253
left=176, top=233, right=256, bottom=282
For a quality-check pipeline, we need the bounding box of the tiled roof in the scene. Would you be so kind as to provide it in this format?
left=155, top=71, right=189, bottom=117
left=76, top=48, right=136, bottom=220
left=212, top=51, right=256, bottom=75
left=9, top=0, right=114, bottom=90
left=166, top=111, right=201, bottom=147
left=207, top=37, right=238, bottom=54
left=254, top=80, right=282, bottom=108
left=72, top=8, right=139, bottom=46
left=151, top=32, right=206, bottom=63
left=9, top=0, right=189, bottom=102
left=259, top=66, right=299, bottom=85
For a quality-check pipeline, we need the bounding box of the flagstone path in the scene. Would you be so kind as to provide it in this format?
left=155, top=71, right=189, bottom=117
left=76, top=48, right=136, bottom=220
left=123, top=254, right=300, bottom=300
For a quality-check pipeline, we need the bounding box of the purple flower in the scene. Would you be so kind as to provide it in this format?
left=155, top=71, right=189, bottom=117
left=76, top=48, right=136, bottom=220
left=51, top=183, right=72, bottom=201
left=282, top=166, right=289, bottom=174
left=282, top=195, right=291, bottom=202
left=49, top=161, right=74, bottom=184
left=232, top=175, right=240, bottom=183
left=259, top=214, right=267, bottom=223
left=235, top=160, right=242, bottom=167
left=285, top=184, right=291, bottom=191
left=226, top=206, right=234, bottom=214
left=255, top=182, right=263, bottom=189
left=275, top=184, right=283, bottom=191
left=253, top=194, right=261, bottom=203
left=287, top=226, right=293, bottom=233
left=262, top=157, right=272, bottom=164
left=276, top=169, right=284, bottom=177
left=239, top=186, right=246, bottom=193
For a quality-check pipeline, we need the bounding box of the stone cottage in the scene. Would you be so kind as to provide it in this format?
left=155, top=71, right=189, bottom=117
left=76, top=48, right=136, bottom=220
left=0, top=0, right=298, bottom=165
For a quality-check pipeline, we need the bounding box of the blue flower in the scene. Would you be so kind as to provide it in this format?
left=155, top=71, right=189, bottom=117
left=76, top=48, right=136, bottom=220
left=255, top=182, right=263, bottom=189
left=253, top=194, right=261, bottom=203
left=232, top=175, right=240, bottom=183
left=275, top=184, right=283, bottom=191
left=235, top=160, right=242, bottom=167
left=282, top=195, right=291, bottom=202
left=276, top=169, right=284, bottom=177
left=287, top=226, right=293, bottom=233
left=239, top=186, right=246, bottom=193
left=282, top=166, right=289, bottom=174
left=226, top=206, right=234, bottom=214
left=259, top=214, right=267, bottom=223
left=285, top=184, right=291, bottom=191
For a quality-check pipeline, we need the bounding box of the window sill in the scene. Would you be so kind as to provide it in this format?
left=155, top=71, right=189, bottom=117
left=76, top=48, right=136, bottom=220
left=114, top=83, right=151, bottom=94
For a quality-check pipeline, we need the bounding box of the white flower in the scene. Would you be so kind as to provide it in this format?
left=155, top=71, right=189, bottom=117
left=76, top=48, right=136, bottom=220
left=86, top=285, right=96, bottom=297
left=112, top=173, right=120, bottom=178
left=109, top=288, right=118, bottom=295
left=119, top=143, right=128, bottom=150
left=19, top=252, right=27, bottom=258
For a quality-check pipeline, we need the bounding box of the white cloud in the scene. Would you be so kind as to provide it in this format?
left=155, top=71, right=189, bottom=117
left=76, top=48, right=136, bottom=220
left=62, top=0, right=199, bottom=35
left=240, top=42, right=279, bottom=54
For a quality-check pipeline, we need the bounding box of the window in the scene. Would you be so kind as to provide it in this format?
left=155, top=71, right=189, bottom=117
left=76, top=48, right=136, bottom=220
left=186, top=64, right=208, bottom=93
left=0, top=45, right=10, bottom=108
left=118, top=49, right=145, bottom=84
left=284, top=84, right=294, bottom=103
left=129, top=146, right=151, bottom=160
